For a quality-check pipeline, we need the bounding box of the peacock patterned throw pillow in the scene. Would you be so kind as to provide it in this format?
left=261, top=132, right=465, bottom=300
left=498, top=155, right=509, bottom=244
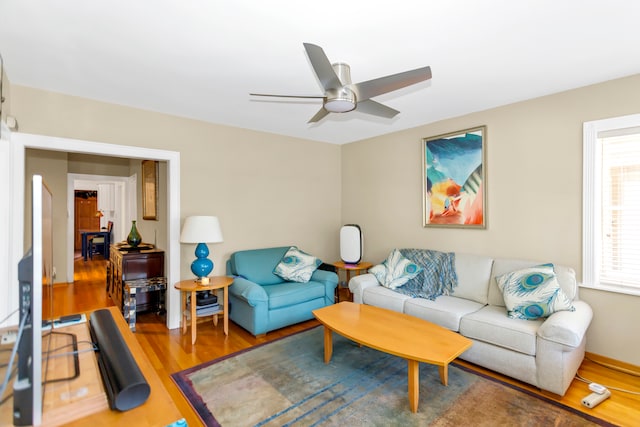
left=496, top=263, right=575, bottom=320
left=370, top=249, right=423, bottom=290
left=273, top=246, right=322, bottom=283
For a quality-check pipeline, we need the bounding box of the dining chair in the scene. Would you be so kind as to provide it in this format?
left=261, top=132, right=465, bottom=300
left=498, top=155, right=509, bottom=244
left=89, top=221, right=113, bottom=259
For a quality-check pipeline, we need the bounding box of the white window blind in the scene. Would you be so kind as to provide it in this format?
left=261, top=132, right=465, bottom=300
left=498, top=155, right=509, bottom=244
left=583, top=114, right=640, bottom=296
left=599, top=133, right=640, bottom=288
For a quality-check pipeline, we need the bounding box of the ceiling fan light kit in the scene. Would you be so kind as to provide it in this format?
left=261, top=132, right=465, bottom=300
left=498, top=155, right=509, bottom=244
left=325, top=88, right=356, bottom=113
left=250, top=43, right=431, bottom=123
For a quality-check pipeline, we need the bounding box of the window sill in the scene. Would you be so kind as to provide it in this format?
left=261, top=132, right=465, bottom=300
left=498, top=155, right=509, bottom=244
left=579, top=282, right=640, bottom=297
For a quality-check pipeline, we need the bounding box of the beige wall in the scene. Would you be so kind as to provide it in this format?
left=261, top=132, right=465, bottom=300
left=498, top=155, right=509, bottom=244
left=68, top=152, right=131, bottom=176
left=10, top=85, right=342, bottom=282
left=341, top=74, right=640, bottom=365
left=25, top=149, right=68, bottom=281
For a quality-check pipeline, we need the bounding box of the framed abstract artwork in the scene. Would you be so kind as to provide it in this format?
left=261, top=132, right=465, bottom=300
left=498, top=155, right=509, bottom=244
left=422, top=126, right=486, bottom=228
left=142, top=160, right=158, bottom=220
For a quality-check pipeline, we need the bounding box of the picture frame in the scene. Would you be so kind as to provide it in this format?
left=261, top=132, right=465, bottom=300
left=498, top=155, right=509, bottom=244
left=142, top=160, right=158, bottom=220
left=422, top=126, right=486, bottom=228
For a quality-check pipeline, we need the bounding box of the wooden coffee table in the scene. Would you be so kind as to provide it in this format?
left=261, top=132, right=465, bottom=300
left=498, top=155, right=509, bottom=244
left=312, top=302, right=472, bottom=413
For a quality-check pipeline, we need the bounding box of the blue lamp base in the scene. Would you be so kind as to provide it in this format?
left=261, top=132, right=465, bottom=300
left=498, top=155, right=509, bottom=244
left=191, top=242, right=214, bottom=279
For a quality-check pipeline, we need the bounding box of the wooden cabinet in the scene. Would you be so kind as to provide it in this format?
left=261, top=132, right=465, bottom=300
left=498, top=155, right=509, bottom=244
left=107, top=244, right=165, bottom=313
left=74, top=194, right=99, bottom=250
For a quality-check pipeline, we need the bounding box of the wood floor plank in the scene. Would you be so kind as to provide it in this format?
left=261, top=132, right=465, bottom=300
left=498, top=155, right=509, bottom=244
left=61, top=257, right=640, bottom=426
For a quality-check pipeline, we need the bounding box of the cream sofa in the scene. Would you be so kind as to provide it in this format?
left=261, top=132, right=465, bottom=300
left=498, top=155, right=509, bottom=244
left=348, top=251, right=593, bottom=396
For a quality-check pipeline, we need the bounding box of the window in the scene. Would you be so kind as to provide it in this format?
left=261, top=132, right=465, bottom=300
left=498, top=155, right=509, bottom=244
left=583, top=114, right=640, bottom=296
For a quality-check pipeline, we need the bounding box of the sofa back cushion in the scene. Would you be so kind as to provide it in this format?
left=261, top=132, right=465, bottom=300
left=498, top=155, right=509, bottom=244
left=451, top=253, right=493, bottom=304
left=488, top=258, right=577, bottom=307
left=230, top=246, right=290, bottom=285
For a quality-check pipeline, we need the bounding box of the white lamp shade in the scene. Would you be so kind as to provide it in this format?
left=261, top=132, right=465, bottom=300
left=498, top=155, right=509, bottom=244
left=180, top=216, right=224, bottom=244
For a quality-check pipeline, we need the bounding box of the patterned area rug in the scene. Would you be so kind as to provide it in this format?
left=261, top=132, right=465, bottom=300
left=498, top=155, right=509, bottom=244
left=172, top=327, right=612, bottom=427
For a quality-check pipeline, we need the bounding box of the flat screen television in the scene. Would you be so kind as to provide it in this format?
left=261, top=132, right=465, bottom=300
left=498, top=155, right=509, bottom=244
left=13, top=174, right=54, bottom=426
left=13, top=175, right=79, bottom=426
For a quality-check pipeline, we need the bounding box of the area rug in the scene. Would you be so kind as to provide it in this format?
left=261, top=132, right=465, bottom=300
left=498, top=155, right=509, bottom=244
left=172, top=327, right=613, bottom=427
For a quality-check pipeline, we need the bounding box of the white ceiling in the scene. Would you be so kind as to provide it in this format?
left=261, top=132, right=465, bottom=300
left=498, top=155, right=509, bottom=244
left=1, top=1, right=640, bottom=144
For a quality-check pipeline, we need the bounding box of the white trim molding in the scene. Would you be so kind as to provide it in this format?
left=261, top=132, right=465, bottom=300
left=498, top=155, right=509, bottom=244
left=582, top=113, right=640, bottom=297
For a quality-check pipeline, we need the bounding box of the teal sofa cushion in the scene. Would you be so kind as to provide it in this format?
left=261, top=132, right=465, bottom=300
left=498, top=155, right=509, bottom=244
left=231, top=246, right=290, bottom=285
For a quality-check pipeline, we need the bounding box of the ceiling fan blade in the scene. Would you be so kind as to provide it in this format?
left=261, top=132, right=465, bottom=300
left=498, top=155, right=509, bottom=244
left=303, top=43, right=342, bottom=91
left=308, top=107, right=330, bottom=123
left=355, top=100, right=400, bottom=119
left=352, top=66, right=432, bottom=101
left=250, top=93, right=325, bottom=99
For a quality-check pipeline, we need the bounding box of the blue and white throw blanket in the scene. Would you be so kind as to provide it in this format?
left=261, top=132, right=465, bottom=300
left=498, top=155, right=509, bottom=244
left=395, top=249, right=458, bottom=300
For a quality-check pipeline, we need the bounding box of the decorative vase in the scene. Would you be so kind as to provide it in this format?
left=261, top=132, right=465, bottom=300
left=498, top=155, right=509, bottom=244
left=127, top=220, right=142, bottom=247
left=191, top=243, right=214, bottom=279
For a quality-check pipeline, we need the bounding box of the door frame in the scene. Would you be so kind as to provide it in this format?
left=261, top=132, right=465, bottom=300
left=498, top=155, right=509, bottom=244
left=67, top=173, right=134, bottom=277
left=10, top=132, right=181, bottom=330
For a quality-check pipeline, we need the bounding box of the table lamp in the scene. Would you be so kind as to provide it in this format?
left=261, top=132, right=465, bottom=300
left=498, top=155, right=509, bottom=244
left=180, top=216, right=224, bottom=283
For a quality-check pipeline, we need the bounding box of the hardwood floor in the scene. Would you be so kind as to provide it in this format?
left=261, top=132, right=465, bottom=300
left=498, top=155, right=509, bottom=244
left=63, top=257, right=640, bottom=426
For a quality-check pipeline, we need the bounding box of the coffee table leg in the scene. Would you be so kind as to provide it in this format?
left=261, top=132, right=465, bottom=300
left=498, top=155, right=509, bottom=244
left=439, top=364, right=448, bottom=386
left=323, top=326, right=333, bottom=363
left=408, top=359, right=419, bottom=413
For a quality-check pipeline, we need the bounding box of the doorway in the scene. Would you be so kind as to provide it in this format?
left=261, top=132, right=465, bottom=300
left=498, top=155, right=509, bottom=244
left=67, top=173, right=135, bottom=271
left=10, top=132, right=181, bottom=330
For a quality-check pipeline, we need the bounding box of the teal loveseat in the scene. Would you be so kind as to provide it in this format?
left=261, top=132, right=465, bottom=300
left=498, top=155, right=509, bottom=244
left=226, top=246, right=338, bottom=336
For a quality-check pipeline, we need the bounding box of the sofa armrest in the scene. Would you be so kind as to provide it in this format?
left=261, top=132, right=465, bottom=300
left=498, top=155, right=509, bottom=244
left=311, top=269, right=339, bottom=287
left=537, top=300, right=593, bottom=348
left=311, top=269, right=339, bottom=303
left=348, top=273, right=380, bottom=304
left=229, top=277, right=268, bottom=307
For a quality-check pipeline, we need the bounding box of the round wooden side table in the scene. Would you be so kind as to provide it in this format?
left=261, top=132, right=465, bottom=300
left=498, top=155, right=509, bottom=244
left=332, top=261, right=373, bottom=302
left=174, top=276, right=233, bottom=344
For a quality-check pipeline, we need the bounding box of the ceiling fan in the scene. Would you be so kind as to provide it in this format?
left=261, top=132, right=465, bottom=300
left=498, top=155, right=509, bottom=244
left=250, top=43, right=432, bottom=123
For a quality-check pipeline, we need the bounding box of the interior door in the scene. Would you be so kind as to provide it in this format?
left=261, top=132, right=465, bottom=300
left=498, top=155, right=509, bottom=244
left=74, top=194, right=99, bottom=250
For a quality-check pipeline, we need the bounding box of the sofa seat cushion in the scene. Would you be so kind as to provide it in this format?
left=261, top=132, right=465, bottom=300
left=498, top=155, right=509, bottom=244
left=264, top=281, right=326, bottom=310
left=362, top=286, right=410, bottom=313
left=404, top=296, right=485, bottom=332
left=459, top=305, right=543, bottom=356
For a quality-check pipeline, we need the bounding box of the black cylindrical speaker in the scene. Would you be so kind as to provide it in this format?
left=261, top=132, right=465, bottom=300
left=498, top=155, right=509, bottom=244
left=89, top=309, right=150, bottom=411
